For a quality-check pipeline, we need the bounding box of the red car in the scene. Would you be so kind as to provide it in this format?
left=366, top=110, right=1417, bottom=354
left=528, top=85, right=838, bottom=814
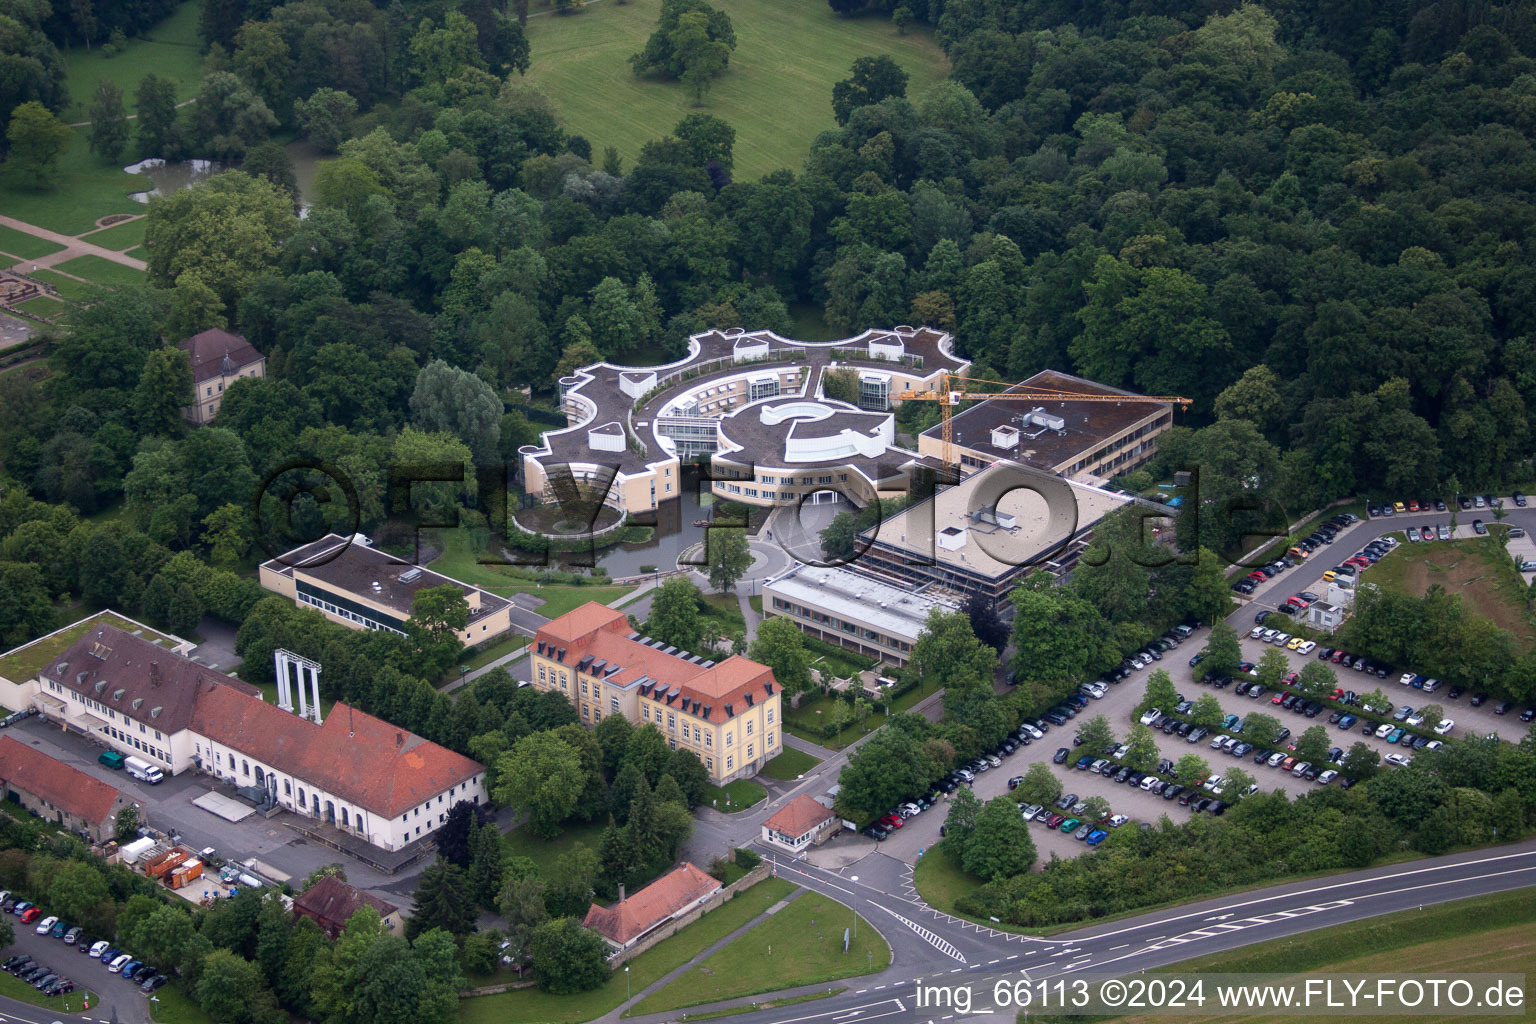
left=1408, top=500, right=1420, bottom=512
left=19, top=907, right=41, bottom=924
left=1331, top=650, right=1348, bottom=663
left=1289, top=596, right=1312, bottom=609
left=878, top=814, right=904, bottom=830
left=1044, top=813, right=1066, bottom=829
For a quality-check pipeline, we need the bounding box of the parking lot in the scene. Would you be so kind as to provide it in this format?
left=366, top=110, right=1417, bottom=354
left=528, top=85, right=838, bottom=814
left=0, top=899, right=142, bottom=1019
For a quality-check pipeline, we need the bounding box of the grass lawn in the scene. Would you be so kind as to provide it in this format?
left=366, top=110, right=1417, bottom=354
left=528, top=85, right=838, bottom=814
left=676, top=991, right=841, bottom=1021
left=452, top=633, right=532, bottom=678
left=519, top=584, right=635, bottom=618
left=0, top=224, right=65, bottom=260
left=12, top=296, right=71, bottom=319
left=426, top=528, right=634, bottom=615
left=0, top=965, right=87, bottom=1011
left=699, top=592, right=745, bottom=633
left=521, top=0, right=949, bottom=180
left=911, top=845, right=981, bottom=920
left=749, top=596, right=762, bottom=614
left=1101, top=889, right=1536, bottom=1024
left=148, top=982, right=214, bottom=1024
left=1366, top=536, right=1534, bottom=650
left=53, top=253, right=146, bottom=288
left=27, top=268, right=98, bottom=301
left=0, top=133, right=146, bottom=235
left=503, top=818, right=609, bottom=877
left=461, top=878, right=796, bottom=1024
left=760, top=747, right=822, bottom=780
left=252, top=681, right=336, bottom=720
left=701, top=778, right=767, bottom=812
left=632, top=891, right=890, bottom=1013
left=82, top=217, right=148, bottom=250
left=62, top=2, right=204, bottom=123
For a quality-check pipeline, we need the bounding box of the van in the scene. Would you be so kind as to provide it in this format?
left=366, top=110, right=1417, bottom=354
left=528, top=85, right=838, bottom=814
left=124, top=756, right=164, bottom=785
left=97, top=751, right=126, bottom=770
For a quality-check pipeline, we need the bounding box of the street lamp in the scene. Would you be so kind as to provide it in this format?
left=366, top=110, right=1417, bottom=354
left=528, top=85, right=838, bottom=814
left=625, top=964, right=630, bottom=1000
left=849, top=875, right=858, bottom=940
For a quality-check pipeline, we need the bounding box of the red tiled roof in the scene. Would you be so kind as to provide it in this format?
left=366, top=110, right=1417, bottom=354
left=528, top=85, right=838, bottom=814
left=0, top=735, right=122, bottom=825
left=582, top=862, right=721, bottom=945
left=292, top=874, right=398, bottom=933
left=762, top=794, right=834, bottom=838
left=536, top=604, right=778, bottom=723
left=177, top=328, right=263, bottom=383
left=190, top=691, right=483, bottom=819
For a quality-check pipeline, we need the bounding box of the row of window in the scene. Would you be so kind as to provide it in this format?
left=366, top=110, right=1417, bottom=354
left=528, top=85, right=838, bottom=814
left=769, top=599, right=911, bottom=650
left=48, top=681, right=164, bottom=739
left=106, top=727, right=167, bottom=763
left=1065, top=413, right=1171, bottom=475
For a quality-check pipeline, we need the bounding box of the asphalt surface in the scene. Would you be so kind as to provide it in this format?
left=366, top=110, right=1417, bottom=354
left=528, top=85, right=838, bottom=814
left=0, top=903, right=144, bottom=1022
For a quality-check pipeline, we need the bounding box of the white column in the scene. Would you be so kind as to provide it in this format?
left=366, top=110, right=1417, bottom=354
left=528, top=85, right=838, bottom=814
left=308, top=664, right=323, bottom=725
left=275, top=651, right=294, bottom=713
left=294, top=661, right=309, bottom=721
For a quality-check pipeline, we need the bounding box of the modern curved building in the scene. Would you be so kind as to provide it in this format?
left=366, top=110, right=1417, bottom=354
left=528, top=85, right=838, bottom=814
left=518, top=326, right=969, bottom=514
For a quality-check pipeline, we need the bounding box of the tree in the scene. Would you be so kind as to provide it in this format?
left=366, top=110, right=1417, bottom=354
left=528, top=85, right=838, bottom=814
left=1082, top=795, right=1111, bottom=821
left=114, top=804, right=140, bottom=843
left=1418, top=704, right=1444, bottom=731
left=675, top=113, right=735, bottom=171
left=47, top=860, right=111, bottom=922
left=1243, top=712, right=1282, bottom=748
left=1140, top=669, right=1178, bottom=714
left=436, top=801, right=478, bottom=866
left=409, top=584, right=470, bottom=654
left=1342, top=742, right=1381, bottom=780
left=88, top=78, right=128, bottom=163
left=1296, top=661, right=1337, bottom=698
left=1256, top=648, right=1290, bottom=689
left=1015, top=762, right=1061, bottom=807
left=832, top=55, right=909, bottom=125
left=1123, top=723, right=1159, bottom=772
left=942, top=786, right=981, bottom=850
left=1076, top=714, right=1114, bottom=753
left=1200, top=620, right=1242, bottom=678
left=645, top=576, right=704, bottom=651
left=132, top=346, right=193, bottom=437
left=528, top=918, right=609, bottom=994
left=136, top=73, right=180, bottom=158
left=962, top=796, right=1035, bottom=880
left=964, top=591, right=1008, bottom=653
left=196, top=949, right=267, bottom=1024
left=164, top=271, right=229, bottom=340
left=294, top=88, right=358, bottom=154
left=496, top=876, right=548, bottom=968
left=892, top=6, right=913, bottom=34
left=1294, top=725, right=1332, bottom=765
left=1176, top=754, right=1210, bottom=785
left=1183, top=549, right=1235, bottom=624
left=469, top=821, right=503, bottom=908
left=410, top=360, right=503, bottom=465
left=706, top=528, right=751, bottom=593
left=406, top=859, right=477, bottom=939
left=1190, top=694, right=1224, bottom=730
left=630, top=0, right=737, bottom=84
left=6, top=102, right=70, bottom=187
left=749, top=616, right=812, bottom=695
left=494, top=732, right=587, bottom=837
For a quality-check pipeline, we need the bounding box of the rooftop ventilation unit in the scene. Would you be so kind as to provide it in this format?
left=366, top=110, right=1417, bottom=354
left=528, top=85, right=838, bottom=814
left=398, top=567, right=423, bottom=583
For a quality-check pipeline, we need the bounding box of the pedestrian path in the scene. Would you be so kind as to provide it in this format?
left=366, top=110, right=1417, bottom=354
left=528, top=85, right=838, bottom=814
left=0, top=214, right=147, bottom=272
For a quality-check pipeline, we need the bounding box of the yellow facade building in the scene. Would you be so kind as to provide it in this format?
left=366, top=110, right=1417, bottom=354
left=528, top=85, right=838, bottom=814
left=531, top=603, right=781, bottom=784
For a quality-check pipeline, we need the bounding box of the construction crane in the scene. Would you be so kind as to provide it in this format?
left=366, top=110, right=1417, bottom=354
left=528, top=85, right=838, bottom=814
left=894, top=372, right=1193, bottom=475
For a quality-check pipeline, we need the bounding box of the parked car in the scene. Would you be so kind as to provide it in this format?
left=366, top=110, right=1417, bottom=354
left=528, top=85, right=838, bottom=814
left=1052, top=748, right=1069, bottom=765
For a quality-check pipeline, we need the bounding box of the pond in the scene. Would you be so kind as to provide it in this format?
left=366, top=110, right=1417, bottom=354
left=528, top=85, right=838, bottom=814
left=125, top=141, right=324, bottom=209
left=554, top=469, right=714, bottom=576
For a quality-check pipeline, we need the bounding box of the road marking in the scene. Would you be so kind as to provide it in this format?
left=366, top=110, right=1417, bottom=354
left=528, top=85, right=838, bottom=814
left=765, top=997, right=907, bottom=1024
left=872, top=903, right=967, bottom=963
left=1110, top=944, right=1128, bottom=950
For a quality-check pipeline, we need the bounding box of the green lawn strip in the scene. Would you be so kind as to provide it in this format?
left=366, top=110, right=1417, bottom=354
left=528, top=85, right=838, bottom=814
left=1366, top=536, right=1535, bottom=649
left=62, top=2, right=204, bottom=123
left=26, top=268, right=98, bottom=301
left=676, top=990, right=842, bottom=1021
left=516, top=585, right=635, bottom=618
left=52, top=254, right=145, bottom=288
left=460, top=878, right=796, bottom=1024
left=521, top=0, right=948, bottom=180
left=147, top=981, right=214, bottom=1024
left=502, top=819, right=611, bottom=878
left=701, top=778, right=767, bottom=812
left=0, top=224, right=65, bottom=260
left=0, top=133, right=147, bottom=235
left=760, top=747, right=822, bottom=780
left=632, top=890, right=890, bottom=1014
left=80, top=217, right=148, bottom=250
left=699, top=592, right=746, bottom=633
left=426, top=528, right=634, bottom=615
left=748, top=596, right=763, bottom=614
left=449, top=634, right=532, bottom=680
left=1155, top=886, right=1536, bottom=978
left=13, top=296, right=71, bottom=319
left=0, top=963, right=87, bottom=1011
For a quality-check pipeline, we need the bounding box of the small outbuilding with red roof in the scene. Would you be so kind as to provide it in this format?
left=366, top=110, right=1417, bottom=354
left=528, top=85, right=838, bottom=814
left=0, top=735, right=136, bottom=843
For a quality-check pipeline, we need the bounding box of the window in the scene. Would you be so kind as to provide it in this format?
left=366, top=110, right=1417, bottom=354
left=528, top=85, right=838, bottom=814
left=706, top=757, right=714, bottom=771
left=667, top=713, right=676, bottom=730
left=727, top=756, right=734, bottom=770
left=681, top=723, right=690, bottom=739
left=746, top=721, right=754, bottom=736
left=726, top=733, right=734, bottom=747
left=610, top=696, right=620, bottom=713
left=539, top=664, right=546, bottom=682
left=767, top=709, right=775, bottom=723
left=642, top=706, right=650, bottom=721
left=705, top=732, right=713, bottom=747
left=748, top=744, right=754, bottom=758
left=768, top=732, right=775, bottom=747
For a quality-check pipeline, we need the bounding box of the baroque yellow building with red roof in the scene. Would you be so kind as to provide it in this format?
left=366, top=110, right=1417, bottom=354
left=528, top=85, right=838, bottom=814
left=532, top=602, right=782, bottom=784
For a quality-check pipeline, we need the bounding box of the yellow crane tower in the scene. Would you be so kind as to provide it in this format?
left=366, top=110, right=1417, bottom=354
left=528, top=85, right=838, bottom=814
left=895, top=372, right=1193, bottom=475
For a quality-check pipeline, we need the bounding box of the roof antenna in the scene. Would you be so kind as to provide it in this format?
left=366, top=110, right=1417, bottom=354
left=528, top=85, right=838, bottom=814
left=348, top=705, right=354, bottom=739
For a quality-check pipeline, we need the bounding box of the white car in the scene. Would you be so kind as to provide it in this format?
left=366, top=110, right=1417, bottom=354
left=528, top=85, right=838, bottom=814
left=1261, top=629, right=1278, bottom=643
left=1130, top=655, right=1150, bottom=670
left=956, top=768, right=974, bottom=782
left=1375, top=722, right=1395, bottom=738
left=1021, top=724, right=1044, bottom=740
left=1405, top=711, right=1425, bottom=727
left=1210, top=733, right=1228, bottom=749
left=898, top=803, right=922, bottom=818
left=1399, top=672, right=1417, bottom=686
left=1019, top=804, right=1043, bottom=821
left=1297, top=641, right=1317, bottom=655
left=1108, top=813, right=1130, bottom=828
left=1138, top=708, right=1162, bottom=725
left=1202, top=774, right=1224, bottom=792
left=1433, top=718, right=1455, bottom=735
left=1079, top=681, right=1107, bottom=699
left=1139, top=775, right=1159, bottom=791
left=34, top=914, right=57, bottom=935
left=984, top=754, right=1002, bottom=768
left=1249, top=626, right=1265, bottom=639
left=1316, top=769, right=1338, bottom=785
left=1291, top=761, right=1312, bottom=777
left=109, top=954, right=132, bottom=973
left=1384, top=753, right=1413, bottom=767
left=1424, top=740, right=1443, bottom=751
left=89, top=940, right=110, bottom=958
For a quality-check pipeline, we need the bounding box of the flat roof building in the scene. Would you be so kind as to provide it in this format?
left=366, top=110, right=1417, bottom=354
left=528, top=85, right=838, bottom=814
left=259, top=534, right=512, bottom=647
left=857, top=460, right=1131, bottom=604
left=762, top=563, right=959, bottom=666
left=918, top=370, right=1173, bottom=484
